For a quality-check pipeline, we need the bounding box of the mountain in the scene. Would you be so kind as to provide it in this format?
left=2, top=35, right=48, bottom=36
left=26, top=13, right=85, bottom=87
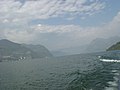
left=0, top=39, right=32, bottom=56
left=23, top=44, right=53, bottom=58
left=0, top=39, right=52, bottom=61
left=107, top=42, right=120, bottom=51
left=86, top=36, right=120, bottom=53
left=53, top=36, right=120, bottom=56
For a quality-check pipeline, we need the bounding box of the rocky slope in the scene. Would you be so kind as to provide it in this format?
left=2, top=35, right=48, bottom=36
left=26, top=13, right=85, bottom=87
left=107, top=42, right=120, bottom=51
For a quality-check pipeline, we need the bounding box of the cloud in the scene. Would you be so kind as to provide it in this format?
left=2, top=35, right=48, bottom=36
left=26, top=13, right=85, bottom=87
left=3, top=29, right=35, bottom=43
left=2, top=11, right=120, bottom=50
left=0, top=0, right=105, bottom=22
left=0, top=0, right=120, bottom=50
left=2, top=19, right=9, bottom=23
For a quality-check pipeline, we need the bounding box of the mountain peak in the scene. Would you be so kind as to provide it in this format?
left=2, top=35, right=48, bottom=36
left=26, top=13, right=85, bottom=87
left=0, top=39, right=10, bottom=42
left=0, top=39, right=20, bottom=46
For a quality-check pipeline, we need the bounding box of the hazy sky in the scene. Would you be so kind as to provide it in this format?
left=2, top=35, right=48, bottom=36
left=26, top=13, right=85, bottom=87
left=0, top=0, right=120, bottom=50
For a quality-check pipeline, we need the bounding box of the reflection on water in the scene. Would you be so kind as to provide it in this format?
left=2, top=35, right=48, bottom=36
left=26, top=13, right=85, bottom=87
left=0, top=51, right=120, bottom=90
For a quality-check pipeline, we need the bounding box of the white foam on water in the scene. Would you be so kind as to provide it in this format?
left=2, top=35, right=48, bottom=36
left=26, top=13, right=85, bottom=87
left=113, top=76, right=119, bottom=81
left=105, top=70, right=119, bottom=90
left=105, top=87, right=116, bottom=90
left=100, top=59, right=120, bottom=63
left=107, top=81, right=117, bottom=87
left=111, top=70, right=118, bottom=73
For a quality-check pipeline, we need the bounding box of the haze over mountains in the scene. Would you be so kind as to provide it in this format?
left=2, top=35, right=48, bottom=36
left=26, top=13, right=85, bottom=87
left=52, top=36, right=120, bottom=56
left=23, top=44, right=53, bottom=58
left=86, top=36, right=120, bottom=53
left=0, top=39, right=52, bottom=61
left=0, top=35, right=120, bottom=60
left=0, top=0, right=120, bottom=57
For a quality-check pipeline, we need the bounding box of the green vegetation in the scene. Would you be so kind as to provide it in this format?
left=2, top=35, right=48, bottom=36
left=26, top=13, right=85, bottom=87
left=107, top=42, right=120, bottom=51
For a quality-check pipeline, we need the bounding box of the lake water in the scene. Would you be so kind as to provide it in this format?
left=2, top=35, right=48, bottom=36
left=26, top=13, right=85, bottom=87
left=0, top=51, right=120, bottom=90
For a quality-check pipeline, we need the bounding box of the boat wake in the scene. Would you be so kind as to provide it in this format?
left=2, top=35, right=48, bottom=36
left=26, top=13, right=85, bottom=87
left=98, top=56, right=120, bottom=62
left=100, top=59, right=120, bottom=62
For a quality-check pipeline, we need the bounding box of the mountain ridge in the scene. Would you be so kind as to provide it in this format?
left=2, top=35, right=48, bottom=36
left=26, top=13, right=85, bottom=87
left=0, top=39, right=52, bottom=61
left=107, top=41, right=120, bottom=51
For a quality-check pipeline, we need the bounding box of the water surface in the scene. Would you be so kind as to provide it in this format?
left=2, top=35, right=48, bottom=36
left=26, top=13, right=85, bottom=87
left=0, top=51, right=120, bottom=90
